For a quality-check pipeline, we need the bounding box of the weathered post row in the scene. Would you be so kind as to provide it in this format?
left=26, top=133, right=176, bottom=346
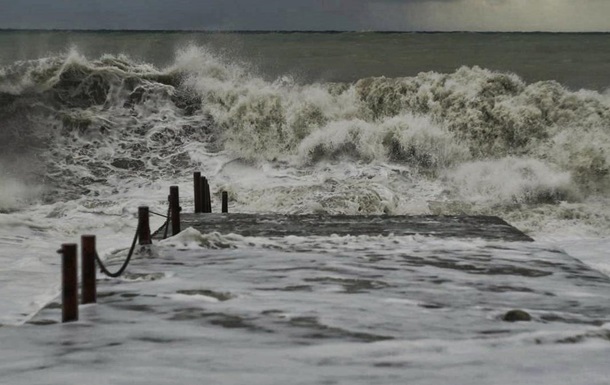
left=59, top=176, right=230, bottom=323
left=60, top=205, right=155, bottom=323
left=194, top=172, right=229, bottom=214
left=59, top=235, right=100, bottom=322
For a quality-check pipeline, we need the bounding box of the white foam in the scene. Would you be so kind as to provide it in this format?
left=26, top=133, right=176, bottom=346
left=2, top=45, right=610, bottom=327
left=444, top=157, right=576, bottom=205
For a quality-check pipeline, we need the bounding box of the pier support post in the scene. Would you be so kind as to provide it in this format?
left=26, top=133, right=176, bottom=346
left=170, top=186, right=181, bottom=236
left=194, top=172, right=202, bottom=213
left=60, top=243, right=78, bottom=323
left=138, top=206, right=152, bottom=245
left=222, top=191, right=228, bottom=213
left=81, top=235, right=96, bottom=304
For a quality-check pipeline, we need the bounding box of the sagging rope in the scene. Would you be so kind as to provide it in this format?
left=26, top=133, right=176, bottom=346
left=94, top=223, right=140, bottom=278
left=162, top=200, right=171, bottom=240
left=159, top=199, right=172, bottom=239
left=149, top=210, right=168, bottom=219
left=95, top=199, right=172, bottom=277
left=149, top=196, right=172, bottom=240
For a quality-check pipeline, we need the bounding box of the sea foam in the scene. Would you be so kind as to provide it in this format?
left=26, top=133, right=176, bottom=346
left=1, top=44, right=610, bottom=232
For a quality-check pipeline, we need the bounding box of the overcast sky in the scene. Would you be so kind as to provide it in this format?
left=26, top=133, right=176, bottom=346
left=0, top=0, right=609, bottom=32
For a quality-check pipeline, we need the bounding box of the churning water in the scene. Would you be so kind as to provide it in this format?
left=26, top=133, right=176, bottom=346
left=0, top=31, right=609, bottom=383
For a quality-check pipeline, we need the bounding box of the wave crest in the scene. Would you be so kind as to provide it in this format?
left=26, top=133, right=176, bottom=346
left=1, top=46, right=609, bottom=219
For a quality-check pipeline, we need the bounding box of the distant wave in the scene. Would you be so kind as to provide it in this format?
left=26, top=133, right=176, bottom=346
left=1, top=45, right=609, bottom=218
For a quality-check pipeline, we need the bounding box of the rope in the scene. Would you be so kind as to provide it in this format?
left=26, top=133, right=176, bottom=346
left=149, top=210, right=168, bottom=219
left=95, top=223, right=140, bottom=278
left=163, top=201, right=171, bottom=240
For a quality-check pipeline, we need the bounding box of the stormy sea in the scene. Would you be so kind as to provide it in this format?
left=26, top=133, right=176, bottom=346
left=1, top=31, right=610, bottom=384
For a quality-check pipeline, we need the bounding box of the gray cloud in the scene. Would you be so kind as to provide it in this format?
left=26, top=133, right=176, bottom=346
left=0, top=0, right=608, bottom=31
left=374, top=0, right=610, bottom=32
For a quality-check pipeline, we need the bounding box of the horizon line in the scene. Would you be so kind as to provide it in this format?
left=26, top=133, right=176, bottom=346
left=0, top=28, right=609, bottom=34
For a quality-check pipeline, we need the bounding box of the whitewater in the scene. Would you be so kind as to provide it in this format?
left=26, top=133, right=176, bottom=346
left=1, top=33, right=610, bottom=383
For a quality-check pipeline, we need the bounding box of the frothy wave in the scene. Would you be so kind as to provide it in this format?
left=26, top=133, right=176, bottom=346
left=1, top=45, right=610, bottom=234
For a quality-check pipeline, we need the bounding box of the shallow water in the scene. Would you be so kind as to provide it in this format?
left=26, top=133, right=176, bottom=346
left=2, top=234, right=610, bottom=384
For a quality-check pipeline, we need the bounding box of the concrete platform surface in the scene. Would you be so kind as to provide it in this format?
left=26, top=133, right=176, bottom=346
left=155, top=214, right=534, bottom=241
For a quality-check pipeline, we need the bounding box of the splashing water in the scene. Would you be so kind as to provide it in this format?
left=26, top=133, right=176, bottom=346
left=2, top=45, right=609, bottom=224
left=1, top=43, right=610, bottom=325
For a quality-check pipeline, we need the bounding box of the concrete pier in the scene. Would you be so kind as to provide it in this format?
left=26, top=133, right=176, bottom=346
left=154, top=214, right=534, bottom=242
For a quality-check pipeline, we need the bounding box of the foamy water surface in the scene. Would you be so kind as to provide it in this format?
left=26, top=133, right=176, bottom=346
left=0, top=34, right=609, bottom=383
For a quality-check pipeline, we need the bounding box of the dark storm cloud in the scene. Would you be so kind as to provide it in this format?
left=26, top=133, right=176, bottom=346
left=0, top=0, right=608, bottom=31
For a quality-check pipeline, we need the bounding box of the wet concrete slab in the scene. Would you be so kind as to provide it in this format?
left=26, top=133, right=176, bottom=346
left=4, top=234, right=610, bottom=384
left=154, top=214, right=534, bottom=241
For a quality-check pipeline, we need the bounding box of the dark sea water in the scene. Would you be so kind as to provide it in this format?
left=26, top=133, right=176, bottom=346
left=1, top=31, right=609, bottom=90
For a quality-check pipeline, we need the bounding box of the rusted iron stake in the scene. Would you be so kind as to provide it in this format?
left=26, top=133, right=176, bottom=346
left=222, top=191, right=228, bottom=213
left=81, top=235, right=97, bottom=304
left=138, top=206, right=152, bottom=245
left=194, top=172, right=202, bottom=213
left=169, top=186, right=181, bottom=235
left=60, top=243, right=78, bottom=323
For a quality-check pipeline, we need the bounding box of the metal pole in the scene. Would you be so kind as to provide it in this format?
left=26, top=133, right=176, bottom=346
left=169, top=186, right=181, bottom=235
left=222, top=191, right=228, bottom=213
left=138, top=206, right=152, bottom=245
left=81, top=235, right=96, bottom=304
left=60, top=243, right=78, bottom=323
left=194, top=172, right=202, bottom=213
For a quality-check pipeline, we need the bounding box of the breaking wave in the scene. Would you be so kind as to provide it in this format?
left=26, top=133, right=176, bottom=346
left=1, top=45, right=609, bottom=233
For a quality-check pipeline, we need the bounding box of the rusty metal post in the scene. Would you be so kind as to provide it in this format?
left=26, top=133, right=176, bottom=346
left=81, top=235, right=96, bottom=304
left=138, top=206, right=152, bottom=245
left=222, top=191, right=228, bottom=213
left=60, top=243, right=78, bottom=323
left=169, top=186, right=181, bottom=235
left=194, top=172, right=202, bottom=213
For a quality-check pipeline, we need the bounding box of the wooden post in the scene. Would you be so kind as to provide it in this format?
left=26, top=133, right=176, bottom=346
left=60, top=243, right=78, bottom=323
left=81, top=235, right=96, bottom=304
left=222, top=191, right=228, bottom=213
left=169, top=186, right=181, bottom=235
left=199, top=176, right=205, bottom=213
left=138, top=206, right=152, bottom=245
left=206, top=178, right=212, bottom=213
left=202, top=177, right=212, bottom=213
left=194, top=172, right=202, bottom=213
